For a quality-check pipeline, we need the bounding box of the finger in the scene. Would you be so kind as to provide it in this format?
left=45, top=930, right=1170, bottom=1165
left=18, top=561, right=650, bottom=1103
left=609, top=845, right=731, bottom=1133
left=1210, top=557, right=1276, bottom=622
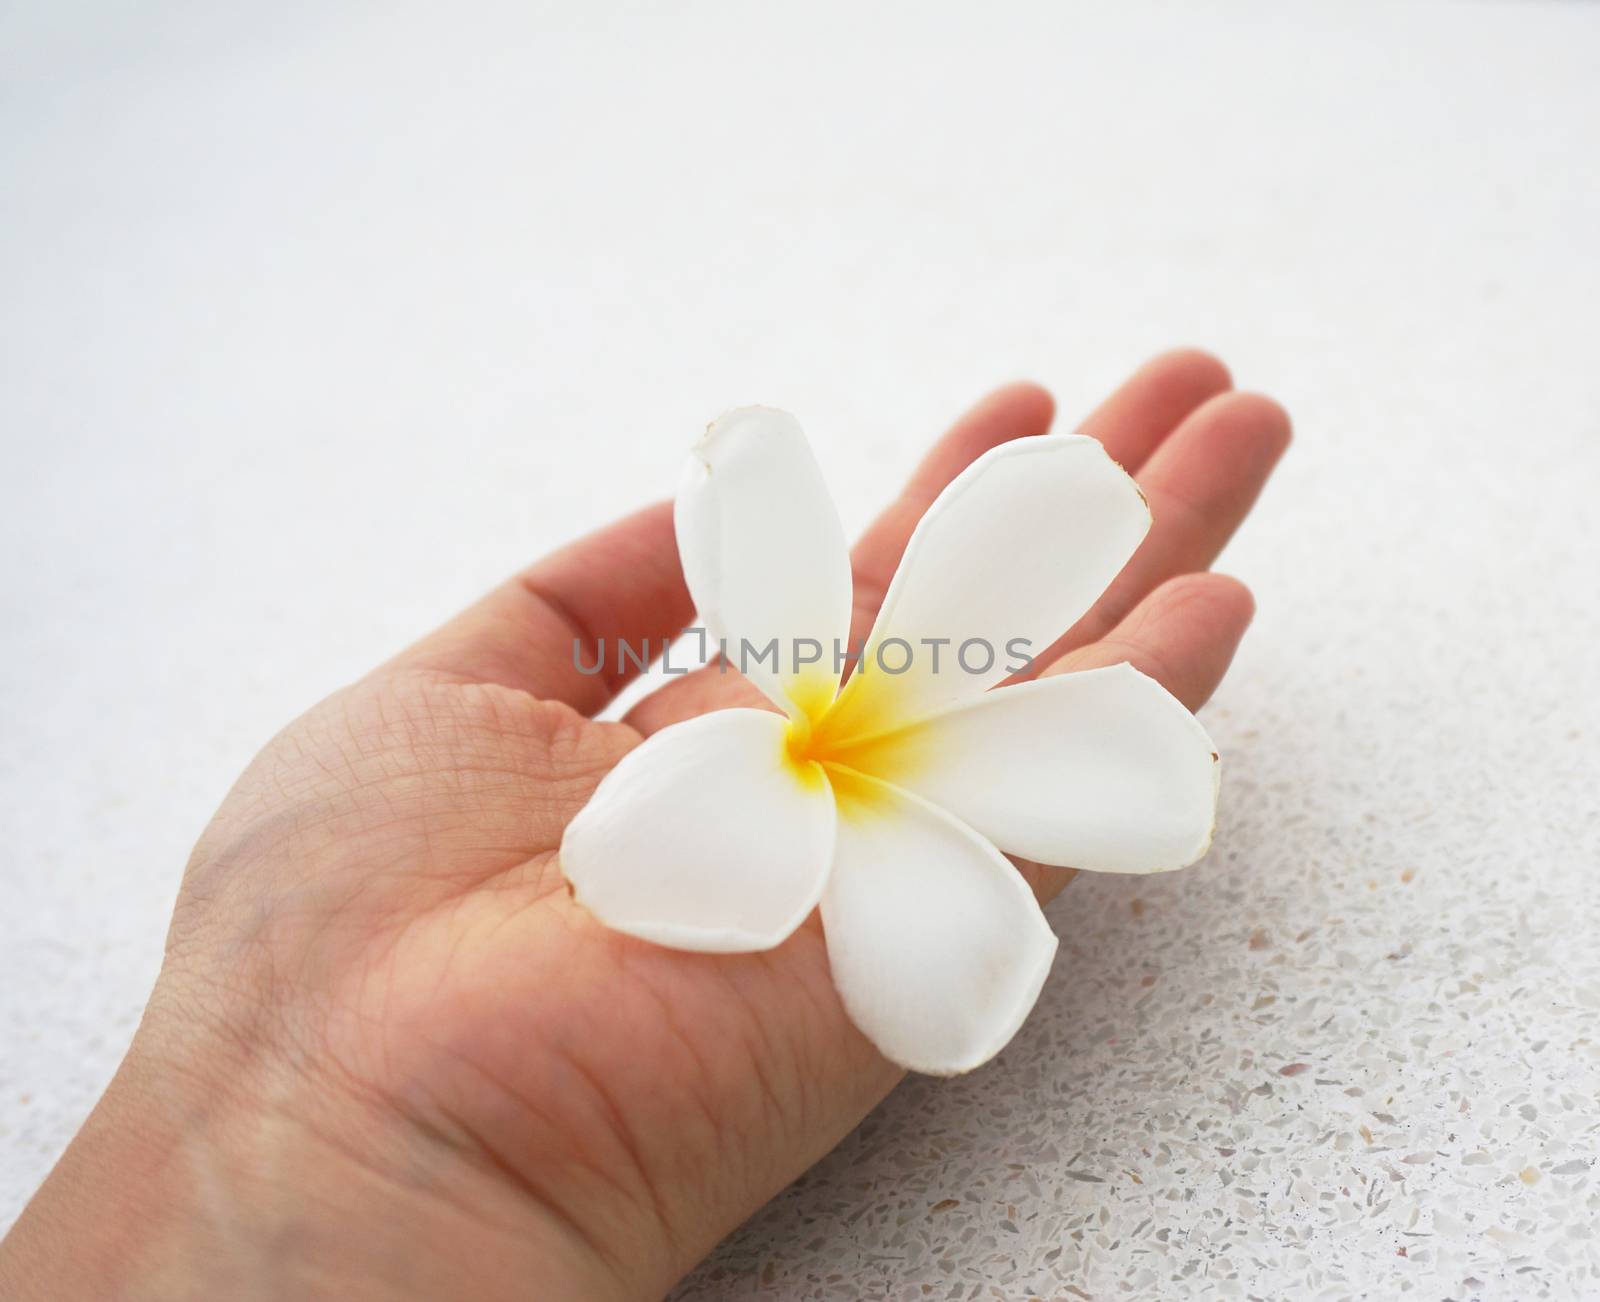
left=847, top=353, right=1230, bottom=643
left=390, top=501, right=693, bottom=714
left=1023, top=391, right=1289, bottom=674
left=1076, top=347, right=1234, bottom=471
left=1044, top=571, right=1256, bottom=711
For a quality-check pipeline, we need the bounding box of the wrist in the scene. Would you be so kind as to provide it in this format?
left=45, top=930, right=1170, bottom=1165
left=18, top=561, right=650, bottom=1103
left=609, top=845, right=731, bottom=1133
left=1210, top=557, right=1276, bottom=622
left=1, top=979, right=630, bottom=1302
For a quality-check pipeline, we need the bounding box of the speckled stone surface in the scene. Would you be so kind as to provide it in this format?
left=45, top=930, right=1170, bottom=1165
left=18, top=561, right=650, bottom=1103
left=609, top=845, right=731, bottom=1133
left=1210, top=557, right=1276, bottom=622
left=4, top=2, right=1599, bottom=1297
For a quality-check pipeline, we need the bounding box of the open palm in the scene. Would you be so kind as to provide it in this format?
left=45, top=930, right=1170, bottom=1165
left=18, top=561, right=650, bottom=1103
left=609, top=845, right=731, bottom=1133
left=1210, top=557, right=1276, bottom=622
left=6, top=352, right=1287, bottom=1302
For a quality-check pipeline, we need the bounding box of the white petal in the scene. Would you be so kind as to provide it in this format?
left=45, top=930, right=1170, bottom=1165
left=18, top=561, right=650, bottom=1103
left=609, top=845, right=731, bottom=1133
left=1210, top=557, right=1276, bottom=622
left=561, top=708, right=834, bottom=952
left=675, top=407, right=853, bottom=720
left=823, top=435, right=1149, bottom=737
left=835, top=663, right=1219, bottom=873
left=819, top=772, right=1058, bottom=1074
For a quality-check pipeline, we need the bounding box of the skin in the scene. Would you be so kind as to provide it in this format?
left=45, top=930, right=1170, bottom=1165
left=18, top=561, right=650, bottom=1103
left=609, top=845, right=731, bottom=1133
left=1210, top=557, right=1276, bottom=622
left=0, top=351, right=1289, bottom=1301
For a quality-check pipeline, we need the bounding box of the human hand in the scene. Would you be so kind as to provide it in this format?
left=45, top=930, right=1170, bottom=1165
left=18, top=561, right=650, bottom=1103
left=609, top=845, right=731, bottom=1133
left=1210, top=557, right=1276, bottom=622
left=0, top=351, right=1288, bottom=1301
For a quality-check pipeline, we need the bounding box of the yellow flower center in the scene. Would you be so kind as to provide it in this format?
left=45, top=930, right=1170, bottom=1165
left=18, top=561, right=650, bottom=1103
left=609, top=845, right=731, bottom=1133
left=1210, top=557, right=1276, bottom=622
left=780, top=670, right=928, bottom=814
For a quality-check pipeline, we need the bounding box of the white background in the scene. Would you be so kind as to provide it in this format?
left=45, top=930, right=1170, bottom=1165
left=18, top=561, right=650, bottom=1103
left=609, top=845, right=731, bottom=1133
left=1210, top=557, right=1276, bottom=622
left=3, top=2, right=1598, bottom=1297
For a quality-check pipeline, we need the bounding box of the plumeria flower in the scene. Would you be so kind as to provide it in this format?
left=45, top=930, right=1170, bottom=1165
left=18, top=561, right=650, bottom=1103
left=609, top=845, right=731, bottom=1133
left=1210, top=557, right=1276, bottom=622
left=561, top=409, right=1220, bottom=1074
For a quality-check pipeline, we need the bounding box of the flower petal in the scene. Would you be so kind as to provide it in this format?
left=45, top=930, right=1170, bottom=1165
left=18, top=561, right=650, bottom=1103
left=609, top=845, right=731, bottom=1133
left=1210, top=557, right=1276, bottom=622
left=835, top=663, right=1219, bottom=873
left=821, top=435, right=1150, bottom=738
left=675, top=407, right=853, bottom=720
left=561, top=708, right=834, bottom=952
left=819, top=771, right=1058, bottom=1074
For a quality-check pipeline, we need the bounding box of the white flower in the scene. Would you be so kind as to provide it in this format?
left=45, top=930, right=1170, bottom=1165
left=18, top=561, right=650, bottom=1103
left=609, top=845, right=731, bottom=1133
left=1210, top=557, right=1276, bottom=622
left=560, top=408, right=1219, bottom=1074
